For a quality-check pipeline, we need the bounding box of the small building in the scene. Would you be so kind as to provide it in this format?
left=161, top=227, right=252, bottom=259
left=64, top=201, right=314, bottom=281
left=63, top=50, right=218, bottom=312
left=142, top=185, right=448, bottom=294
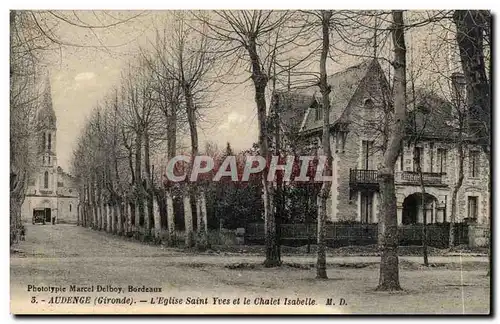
left=273, top=59, right=490, bottom=225
left=21, top=79, right=79, bottom=224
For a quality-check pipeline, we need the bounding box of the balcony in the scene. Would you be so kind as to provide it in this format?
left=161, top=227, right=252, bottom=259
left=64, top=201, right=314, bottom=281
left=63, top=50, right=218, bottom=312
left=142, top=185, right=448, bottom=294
left=349, top=169, right=380, bottom=195
left=396, top=171, right=447, bottom=186
left=39, top=190, right=54, bottom=196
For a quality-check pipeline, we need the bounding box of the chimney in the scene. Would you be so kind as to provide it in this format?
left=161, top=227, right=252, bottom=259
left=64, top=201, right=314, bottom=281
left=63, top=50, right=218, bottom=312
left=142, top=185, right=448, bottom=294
left=451, top=72, right=466, bottom=110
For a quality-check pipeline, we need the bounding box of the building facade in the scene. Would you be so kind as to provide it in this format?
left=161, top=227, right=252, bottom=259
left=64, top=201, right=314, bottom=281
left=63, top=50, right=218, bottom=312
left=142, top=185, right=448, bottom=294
left=21, top=80, right=79, bottom=224
left=275, top=59, right=490, bottom=225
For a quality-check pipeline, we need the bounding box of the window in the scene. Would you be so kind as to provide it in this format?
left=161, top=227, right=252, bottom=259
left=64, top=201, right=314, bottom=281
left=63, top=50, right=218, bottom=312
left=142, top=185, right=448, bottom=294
left=44, top=171, right=49, bottom=189
left=335, top=131, right=347, bottom=153
left=48, top=156, right=51, bottom=165
left=42, top=133, right=46, bottom=150
left=467, top=196, right=478, bottom=220
left=469, top=150, right=480, bottom=178
left=69, top=204, right=72, bottom=212
left=399, top=148, right=404, bottom=171
left=429, top=143, right=434, bottom=172
left=436, top=148, right=447, bottom=174
left=413, top=147, right=423, bottom=171
left=315, top=104, right=323, bottom=121
left=362, top=140, right=374, bottom=169
left=360, top=192, right=373, bottom=223
left=48, top=133, right=52, bottom=150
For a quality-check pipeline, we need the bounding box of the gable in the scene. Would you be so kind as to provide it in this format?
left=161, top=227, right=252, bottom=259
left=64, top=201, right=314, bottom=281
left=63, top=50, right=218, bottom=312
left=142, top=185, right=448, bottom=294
left=299, top=59, right=386, bottom=134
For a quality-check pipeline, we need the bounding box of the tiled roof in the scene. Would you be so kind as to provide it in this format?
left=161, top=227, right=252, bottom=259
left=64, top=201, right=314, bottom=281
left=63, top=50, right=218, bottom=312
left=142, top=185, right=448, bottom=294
left=273, top=58, right=459, bottom=141
left=406, top=89, right=459, bottom=140
left=280, top=59, right=378, bottom=132
left=271, top=92, right=315, bottom=136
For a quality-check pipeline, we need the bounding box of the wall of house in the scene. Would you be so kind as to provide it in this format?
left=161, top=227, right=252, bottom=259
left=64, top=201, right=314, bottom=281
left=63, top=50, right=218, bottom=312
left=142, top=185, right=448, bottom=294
left=328, top=66, right=490, bottom=225
left=329, top=63, right=387, bottom=223
left=395, top=140, right=490, bottom=225
left=456, top=145, right=490, bottom=224
left=331, top=129, right=359, bottom=222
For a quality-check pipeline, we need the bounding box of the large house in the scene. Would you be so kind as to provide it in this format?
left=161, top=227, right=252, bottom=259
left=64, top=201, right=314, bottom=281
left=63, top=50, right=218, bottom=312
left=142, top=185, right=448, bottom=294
left=273, top=59, right=490, bottom=225
left=21, top=80, right=79, bottom=224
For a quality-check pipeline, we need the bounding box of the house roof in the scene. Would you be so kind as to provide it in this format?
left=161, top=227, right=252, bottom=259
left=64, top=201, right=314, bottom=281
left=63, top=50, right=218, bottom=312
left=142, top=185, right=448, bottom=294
left=271, top=92, right=315, bottom=136
left=406, top=89, right=459, bottom=140
left=273, top=58, right=461, bottom=141
left=288, top=59, right=379, bottom=134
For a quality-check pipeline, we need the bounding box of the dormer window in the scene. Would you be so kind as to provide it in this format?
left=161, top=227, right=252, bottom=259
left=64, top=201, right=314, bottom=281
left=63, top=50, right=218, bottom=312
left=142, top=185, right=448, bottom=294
left=315, top=105, right=323, bottom=121
left=310, top=99, right=323, bottom=121
left=364, top=98, right=374, bottom=109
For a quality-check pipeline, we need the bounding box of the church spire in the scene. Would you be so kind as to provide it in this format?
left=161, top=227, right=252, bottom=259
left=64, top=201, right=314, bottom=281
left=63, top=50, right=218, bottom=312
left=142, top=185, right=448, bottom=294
left=37, top=74, right=57, bottom=130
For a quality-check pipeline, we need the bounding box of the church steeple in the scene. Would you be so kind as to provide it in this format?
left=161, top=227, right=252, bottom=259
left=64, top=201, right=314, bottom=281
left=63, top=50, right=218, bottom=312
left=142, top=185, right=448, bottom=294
left=37, top=75, right=57, bottom=130
left=36, top=75, right=57, bottom=168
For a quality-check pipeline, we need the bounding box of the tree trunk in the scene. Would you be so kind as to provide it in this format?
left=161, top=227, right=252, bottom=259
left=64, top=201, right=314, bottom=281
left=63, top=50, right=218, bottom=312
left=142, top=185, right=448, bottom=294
left=101, top=199, right=107, bottom=232
left=153, top=195, right=161, bottom=240
left=118, top=201, right=124, bottom=235
left=134, top=131, right=143, bottom=232
left=126, top=200, right=133, bottom=235
left=183, top=190, right=194, bottom=248
left=196, top=187, right=209, bottom=250
left=164, top=98, right=177, bottom=246
left=316, top=10, right=333, bottom=280
left=184, top=84, right=208, bottom=250
left=262, top=180, right=279, bottom=267
left=415, top=148, right=429, bottom=266
left=316, top=189, right=328, bottom=278
left=246, top=36, right=280, bottom=267
left=143, top=131, right=153, bottom=234
left=166, top=188, right=176, bottom=246
left=376, top=10, right=407, bottom=291
left=449, top=142, right=464, bottom=247
left=107, top=204, right=112, bottom=233
left=454, top=10, right=490, bottom=143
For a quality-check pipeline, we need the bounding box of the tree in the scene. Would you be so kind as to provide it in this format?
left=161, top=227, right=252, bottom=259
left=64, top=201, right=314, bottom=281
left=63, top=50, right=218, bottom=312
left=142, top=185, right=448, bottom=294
left=453, top=9, right=491, bottom=273
left=376, top=10, right=407, bottom=291
left=315, top=10, right=334, bottom=279
left=147, top=12, right=218, bottom=249
left=10, top=12, right=40, bottom=244
left=146, top=49, right=184, bottom=245
left=195, top=10, right=300, bottom=266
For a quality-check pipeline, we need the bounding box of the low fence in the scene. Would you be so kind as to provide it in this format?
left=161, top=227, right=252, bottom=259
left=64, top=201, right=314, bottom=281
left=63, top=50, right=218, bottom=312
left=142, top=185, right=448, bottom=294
left=245, top=222, right=470, bottom=248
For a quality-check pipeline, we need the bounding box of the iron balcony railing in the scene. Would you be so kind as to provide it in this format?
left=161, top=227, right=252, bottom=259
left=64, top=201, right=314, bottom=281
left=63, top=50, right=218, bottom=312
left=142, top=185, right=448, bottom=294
left=349, top=169, right=379, bottom=185
left=349, top=169, right=445, bottom=188
left=398, top=171, right=444, bottom=185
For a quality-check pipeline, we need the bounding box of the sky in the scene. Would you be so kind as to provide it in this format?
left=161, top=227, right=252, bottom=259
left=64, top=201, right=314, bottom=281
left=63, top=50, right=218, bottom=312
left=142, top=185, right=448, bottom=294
left=44, top=11, right=263, bottom=171
left=40, top=10, right=458, bottom=172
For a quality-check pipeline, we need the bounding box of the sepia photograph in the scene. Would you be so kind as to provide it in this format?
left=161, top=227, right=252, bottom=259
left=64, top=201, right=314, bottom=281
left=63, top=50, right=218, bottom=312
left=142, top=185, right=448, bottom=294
left=8, top=7, right=492, bottom=315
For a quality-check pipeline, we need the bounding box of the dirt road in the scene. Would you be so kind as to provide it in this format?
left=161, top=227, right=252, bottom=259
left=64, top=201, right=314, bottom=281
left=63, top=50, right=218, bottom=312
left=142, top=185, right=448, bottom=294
left=10, top=224, right=490, bottom=314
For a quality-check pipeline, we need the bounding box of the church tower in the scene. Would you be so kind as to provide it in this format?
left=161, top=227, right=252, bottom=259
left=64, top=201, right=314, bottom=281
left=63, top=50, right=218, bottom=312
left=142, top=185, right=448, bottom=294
left=36, top=77, right=58, bottom=197
left=22, top=76, right=80, bottom=225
